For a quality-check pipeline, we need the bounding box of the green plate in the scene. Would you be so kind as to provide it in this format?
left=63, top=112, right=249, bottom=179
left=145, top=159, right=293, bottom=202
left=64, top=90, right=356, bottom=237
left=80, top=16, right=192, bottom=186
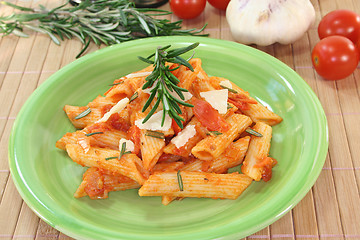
left=9, top=36, right=328, bottom=240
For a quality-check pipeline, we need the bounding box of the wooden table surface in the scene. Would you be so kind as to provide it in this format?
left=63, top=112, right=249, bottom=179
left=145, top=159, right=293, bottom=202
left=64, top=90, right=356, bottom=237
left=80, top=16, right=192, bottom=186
left=1, top=0, right=360, bottom=239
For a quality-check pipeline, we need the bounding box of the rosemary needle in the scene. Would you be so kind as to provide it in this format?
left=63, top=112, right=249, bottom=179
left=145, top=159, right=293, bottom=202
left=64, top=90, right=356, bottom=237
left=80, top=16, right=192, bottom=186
left=177, top=170, right=184, bottom=191
left=85, top=131, right=103, bottom=137
left=246, top=128, right=263, bottom=137
left=74, top=107, right=91, bottom=119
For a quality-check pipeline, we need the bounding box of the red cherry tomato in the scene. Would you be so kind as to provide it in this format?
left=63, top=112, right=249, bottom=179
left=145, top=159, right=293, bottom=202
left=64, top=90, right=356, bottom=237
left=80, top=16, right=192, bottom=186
left=207, top=0, right=230, bottom=11
left=170, top=0, right=206, bottom=19
left=318, top=9, right=360, bottom=44
left=311, top=36, right=359, bottom=80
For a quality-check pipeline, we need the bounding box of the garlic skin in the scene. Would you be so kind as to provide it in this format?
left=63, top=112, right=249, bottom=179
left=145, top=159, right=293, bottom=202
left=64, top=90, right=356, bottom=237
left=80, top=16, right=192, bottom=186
left=226, top=0, right=315, bottom=46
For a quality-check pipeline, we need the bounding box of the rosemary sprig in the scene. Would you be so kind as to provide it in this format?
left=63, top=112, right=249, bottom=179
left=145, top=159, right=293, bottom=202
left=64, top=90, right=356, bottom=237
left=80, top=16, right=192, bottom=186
left=0, top=0, right=208, bottom=58
left=138, top=43, right=199, bottom=129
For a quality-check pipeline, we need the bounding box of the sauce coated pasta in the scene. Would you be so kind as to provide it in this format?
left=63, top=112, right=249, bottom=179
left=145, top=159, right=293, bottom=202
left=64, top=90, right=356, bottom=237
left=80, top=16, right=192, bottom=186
left=56, top=58, right=282, bottom=205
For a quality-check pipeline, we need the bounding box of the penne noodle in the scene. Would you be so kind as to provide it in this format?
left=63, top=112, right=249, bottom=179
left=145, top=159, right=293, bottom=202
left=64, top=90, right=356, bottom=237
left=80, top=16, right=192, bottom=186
left=65, top=143, right=148, bottom=185
left=139, top=171, right=253, bottom=200
left=241, top=122, right=273, bottom=181
left=140, top=129, right=166, bottom=171
left=56, top=122, right=127, bottom=151
left=209, top=76, right=282, bottom=126
left=210, top=136, right=250, bottom=173
left=74, top=167, right=140, bottom=199
left=192, top=114, right=252, bottom=160
left=64, top=105, right=103, bottom=129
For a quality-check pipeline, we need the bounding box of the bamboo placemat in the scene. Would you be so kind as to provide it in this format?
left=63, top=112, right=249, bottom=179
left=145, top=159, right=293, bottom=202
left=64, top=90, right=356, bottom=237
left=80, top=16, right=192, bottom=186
left=1, top=0, right=360, bottom=239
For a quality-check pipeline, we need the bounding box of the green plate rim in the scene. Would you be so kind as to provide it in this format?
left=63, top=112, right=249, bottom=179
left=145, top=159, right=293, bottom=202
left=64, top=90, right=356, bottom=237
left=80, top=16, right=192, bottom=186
left=8, top=36, right=329, bottom=240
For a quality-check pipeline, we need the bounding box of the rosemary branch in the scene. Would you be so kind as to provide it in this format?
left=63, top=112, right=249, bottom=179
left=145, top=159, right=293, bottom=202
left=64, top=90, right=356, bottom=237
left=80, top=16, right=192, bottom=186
left=138, top=43, right=198, bottom=129
left=0, top=0, right=208, bottom=58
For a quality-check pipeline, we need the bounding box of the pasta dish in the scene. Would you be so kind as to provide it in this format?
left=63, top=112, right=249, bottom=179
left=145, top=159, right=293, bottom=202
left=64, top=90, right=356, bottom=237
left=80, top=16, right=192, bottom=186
left=56, top=56, right=282, bottom=205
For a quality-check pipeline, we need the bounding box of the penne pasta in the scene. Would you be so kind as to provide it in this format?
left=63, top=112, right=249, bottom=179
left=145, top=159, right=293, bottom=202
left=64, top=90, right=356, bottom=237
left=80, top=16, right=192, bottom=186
left=210, top=136, right=250, bottom=173
left=241, top=122, right=274, bottom=181
left=139, top=171, right=253, bottom=200
left=74, top=167, right=140, bottom=199
left=58, top=57, right=281, bottom=204
left=65, top=143, right=148, bottom=185
left=191, top=113, right=252, bottom=160
left=140, top=129, right=166, bottom=171
left=56, top=122, right=127, bottom=151
left=209, top=76, right=282, bottom=126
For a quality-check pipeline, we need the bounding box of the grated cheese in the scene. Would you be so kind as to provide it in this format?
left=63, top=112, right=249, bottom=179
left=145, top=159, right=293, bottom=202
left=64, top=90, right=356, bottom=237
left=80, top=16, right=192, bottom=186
left=96, top=97, right=129, bottom=123
left=135, top=110, right=172, bottom=131
left=200, top=89, right=228, bottom=114
left=171, top=124, right=196, bottom=149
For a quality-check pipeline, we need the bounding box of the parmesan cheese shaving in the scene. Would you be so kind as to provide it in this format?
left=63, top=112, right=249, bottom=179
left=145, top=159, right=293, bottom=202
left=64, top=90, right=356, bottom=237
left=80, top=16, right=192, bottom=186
left=96, top=97, right=129, bottom=123
left=171, top=124, right=196, bottom=149
left=200, top=89, right=228, bottom=114
left=220, top=80, right=233, bottom=89
left=119, top=138, right=135, bottom=152
left=126, top=71, right=152, bottom=79
left=135, top=110, right=172, bottom=131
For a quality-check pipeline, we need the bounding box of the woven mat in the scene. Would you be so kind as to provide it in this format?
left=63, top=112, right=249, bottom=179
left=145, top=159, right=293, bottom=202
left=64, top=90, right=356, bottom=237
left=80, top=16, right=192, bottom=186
left=1, top=0, right=359, bottom=239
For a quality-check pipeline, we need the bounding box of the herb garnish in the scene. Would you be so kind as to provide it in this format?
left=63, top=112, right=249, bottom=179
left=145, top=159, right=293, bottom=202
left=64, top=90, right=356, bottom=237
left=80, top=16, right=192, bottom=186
left=0, top=0, right=208, bottom=58
left=206, top=131, right=223, bottom=136
left=177, top=170, right=184, bottom=191
left=74, top=107, right=91, bottom=119
left=220, top=84, right=238, bottom=93
left=119, top=142, right=131, bottom=159
left=105, top=156, right=118, bottom=160
left=85, top=131, right=103, bottom=137
left=246, top=128, right=263, bottom=137
left=145, top=130, right=165, bottom=139
left=129, top=92, right=138, bottom=102
left=138, top=43, right=199, bottom=129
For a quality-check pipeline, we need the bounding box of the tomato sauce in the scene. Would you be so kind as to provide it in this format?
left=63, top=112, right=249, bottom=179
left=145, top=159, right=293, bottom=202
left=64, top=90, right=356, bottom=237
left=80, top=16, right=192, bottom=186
left=254, top=156, right=277, bottom=182
left=127, top=125, right=141, bottom=156
left=84, top=170, right=105, bottom=199
left=192, top=98, right=230, bottom=132
left=107, top=113, right=131, bottom=132
left=228, top=93, right=257, bottom=111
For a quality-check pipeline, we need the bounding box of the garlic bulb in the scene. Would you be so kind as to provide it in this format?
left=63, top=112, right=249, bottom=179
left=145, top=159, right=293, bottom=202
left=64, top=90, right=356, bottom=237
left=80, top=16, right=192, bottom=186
left=226, top=0, right=315, bottom=46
